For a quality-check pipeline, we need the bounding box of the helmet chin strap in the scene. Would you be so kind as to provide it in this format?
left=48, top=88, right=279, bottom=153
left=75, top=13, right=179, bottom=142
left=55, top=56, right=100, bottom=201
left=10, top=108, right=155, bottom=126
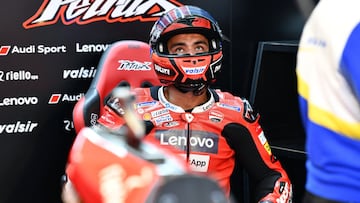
left=174, top=83, right=208, bottom=96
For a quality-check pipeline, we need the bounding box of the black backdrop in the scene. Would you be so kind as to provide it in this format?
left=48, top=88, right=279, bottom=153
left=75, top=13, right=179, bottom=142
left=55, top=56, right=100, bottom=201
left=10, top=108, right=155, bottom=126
left=0, top=0, right=315, bottom=202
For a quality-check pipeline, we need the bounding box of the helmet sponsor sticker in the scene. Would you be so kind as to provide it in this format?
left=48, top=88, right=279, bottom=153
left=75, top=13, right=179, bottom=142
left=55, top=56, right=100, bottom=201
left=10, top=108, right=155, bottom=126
left=182, top=66, right=206, bottom=75
left=154, top=64, right=171, bottom=75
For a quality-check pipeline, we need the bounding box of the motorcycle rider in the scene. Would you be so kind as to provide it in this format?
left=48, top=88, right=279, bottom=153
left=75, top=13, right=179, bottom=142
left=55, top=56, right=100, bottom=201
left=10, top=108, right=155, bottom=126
left=98, top=5, right=293, bottom=203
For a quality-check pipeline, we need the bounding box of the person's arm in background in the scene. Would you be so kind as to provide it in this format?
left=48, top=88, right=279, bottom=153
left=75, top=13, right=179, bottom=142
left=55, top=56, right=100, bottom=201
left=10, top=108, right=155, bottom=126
left=341, top=23, right=360, bottom=102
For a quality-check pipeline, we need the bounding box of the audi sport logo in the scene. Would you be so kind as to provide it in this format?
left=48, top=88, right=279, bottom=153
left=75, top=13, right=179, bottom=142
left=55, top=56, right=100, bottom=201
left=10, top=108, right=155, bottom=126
left=23, top=0, right=183, bottom=29
left=48, top=93, right=84, bottom=104
left=0, top=46, right=10, bottom=56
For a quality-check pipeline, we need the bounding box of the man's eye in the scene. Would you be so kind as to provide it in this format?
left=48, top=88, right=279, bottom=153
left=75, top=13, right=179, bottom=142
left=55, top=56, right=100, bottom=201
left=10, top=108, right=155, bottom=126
left=196, top=47, right=204, bottom=51
left=174, top=48, right=184, bottom=54
left=195, top=46, right=207, bottom=53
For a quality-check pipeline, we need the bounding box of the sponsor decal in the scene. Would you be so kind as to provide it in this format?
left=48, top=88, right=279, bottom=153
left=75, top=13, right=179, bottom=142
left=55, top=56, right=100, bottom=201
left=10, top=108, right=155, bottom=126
left=75, top=42, right=109, bottom=53
left=136, top=108, right=144, bottom=114
left=181, top=113, right=194, bottom=123
left=188, top=154, right=210, bottom=172
left=136, top=101, right=157, bottom=108
left=154, top=64, right=171, bottom=75
left=150, top=108, right=169, bottom=118
left=154, top=114, right=173, bottom=125
left=118, top=60, right=152, bottom=71
left=48, top=93, right=84, bottom=104
left=63, top=66, right=96, bottom=79
left=0, top=121, right=38, bottom=134
left=182, top=66, right=206, bottom=75
left=213, top=64, right=221, bottom=73
left=217, top=103, right=241, bottom=112
left=209, top=110, right=224, bottom=123
left=49, top=94, right=61, bottom=104
left=258, top=131, right=267, bottom=145
left=179, top=153, right=210, bottom=172
left=0, top=96, right=38, bottom=106
left=0, top=70, right=39, bottom=82
left=4, top=45, right=67, bottom=55
left=0, top=46, right=11, bottom=56
left=63, top=120, right=74, bottom=131
left=23, top=0, right=183, bottom=29
left=156, top=129, right=219, bottom=154
left=307, top=37, right=326, bottom=47
left=210, top=56, right=222, bottom=73
left=142, top=113, right=152, bottom=121
left=264, top=142, right=272, bottom=155
left=243, top=99, right=257, bottom=122
left=258, top=132, right=272, bottom=155
left=89, top=113, right=99, bottom=126
left=162, top=121, right=179, bottom=127
left=201, top=100, right=214, bottom=112
left=277, top=182, right=292, bottom=203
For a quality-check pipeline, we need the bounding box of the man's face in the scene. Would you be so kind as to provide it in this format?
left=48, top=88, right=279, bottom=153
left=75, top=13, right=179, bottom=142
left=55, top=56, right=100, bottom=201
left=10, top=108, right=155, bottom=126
left=167, top=33, right=209, bottom=55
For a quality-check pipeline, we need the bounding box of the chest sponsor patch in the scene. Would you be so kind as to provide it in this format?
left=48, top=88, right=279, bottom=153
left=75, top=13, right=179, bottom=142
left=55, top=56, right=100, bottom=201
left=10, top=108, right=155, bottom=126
left=180, top=154, right=210, bottom=173
left=155, top=129, right=219, bottom=154
left=154, top=114, right=173, bottom=126
left=150, top=108, right=169, bottom=118
left=162, top=121, right=180, bottom=128
left=209, top=110, right=224, bottom=123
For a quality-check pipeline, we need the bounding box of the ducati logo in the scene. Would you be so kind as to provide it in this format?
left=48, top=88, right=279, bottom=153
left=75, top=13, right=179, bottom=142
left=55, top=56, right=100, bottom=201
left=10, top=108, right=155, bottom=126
left=23, top=0, right=183, bottom=29
left=181, top=113, right=194, bottom=123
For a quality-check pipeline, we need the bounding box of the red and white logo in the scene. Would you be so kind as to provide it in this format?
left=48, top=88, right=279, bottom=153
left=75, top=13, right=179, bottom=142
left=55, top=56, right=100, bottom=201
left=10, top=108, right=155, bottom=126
left=23, top=0, right=183, bottom=29
left=0, top=46, right=11, bottom=56
left=49, top=93, right=84, bottom=104
left=49, top=94, right=62, bottom=104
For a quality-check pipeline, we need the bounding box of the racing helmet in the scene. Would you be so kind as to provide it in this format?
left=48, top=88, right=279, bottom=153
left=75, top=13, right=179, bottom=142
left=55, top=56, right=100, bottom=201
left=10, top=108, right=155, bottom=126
left=149, top=5, right=224, bottom=93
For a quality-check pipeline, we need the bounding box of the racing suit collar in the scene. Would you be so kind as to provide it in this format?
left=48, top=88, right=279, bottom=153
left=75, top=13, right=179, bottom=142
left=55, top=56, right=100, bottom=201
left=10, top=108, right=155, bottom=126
left=158, top=86, right=215, bottom=113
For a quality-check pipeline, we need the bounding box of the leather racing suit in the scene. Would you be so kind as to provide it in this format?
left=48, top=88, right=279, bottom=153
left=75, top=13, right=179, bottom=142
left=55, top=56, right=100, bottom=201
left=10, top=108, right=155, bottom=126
left=97, top=86, right=293, bottom=202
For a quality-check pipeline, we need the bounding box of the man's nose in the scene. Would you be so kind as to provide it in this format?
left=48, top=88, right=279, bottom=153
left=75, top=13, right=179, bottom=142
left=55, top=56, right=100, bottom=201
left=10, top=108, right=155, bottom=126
left=188, top=49, right=197, bottom=56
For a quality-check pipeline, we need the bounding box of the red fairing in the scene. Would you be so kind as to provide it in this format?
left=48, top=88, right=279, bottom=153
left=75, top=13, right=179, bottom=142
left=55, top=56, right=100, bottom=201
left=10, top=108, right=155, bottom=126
left=66, top=127, right=188, bottom=203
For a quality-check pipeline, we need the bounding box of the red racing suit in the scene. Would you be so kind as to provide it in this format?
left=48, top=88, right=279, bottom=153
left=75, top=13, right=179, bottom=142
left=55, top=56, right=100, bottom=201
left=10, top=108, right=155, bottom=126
left=98, top=86, right=293, bottom=202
